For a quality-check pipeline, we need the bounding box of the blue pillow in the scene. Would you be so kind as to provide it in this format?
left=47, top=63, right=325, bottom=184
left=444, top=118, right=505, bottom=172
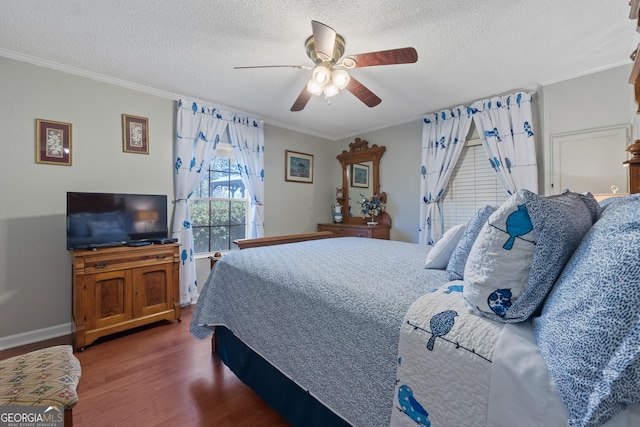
left=499, top=190, right=599, bottom=322
left=446, top=205, right=496, bottom=281
left=534, top=194, right=640, bottom=427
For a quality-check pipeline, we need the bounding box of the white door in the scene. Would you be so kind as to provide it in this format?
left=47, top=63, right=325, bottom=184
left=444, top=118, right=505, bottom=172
left=551, top=125, right=631, bottom=195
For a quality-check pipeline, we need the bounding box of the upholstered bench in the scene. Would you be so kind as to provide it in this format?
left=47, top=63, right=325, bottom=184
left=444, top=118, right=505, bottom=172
left=0, top=345, right=81, bottom=426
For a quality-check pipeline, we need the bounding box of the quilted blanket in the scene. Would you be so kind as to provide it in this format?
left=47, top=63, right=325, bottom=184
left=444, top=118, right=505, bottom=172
left=391, top=282, right=504, bottom=427
left=191, top=237, right=450, bottom=427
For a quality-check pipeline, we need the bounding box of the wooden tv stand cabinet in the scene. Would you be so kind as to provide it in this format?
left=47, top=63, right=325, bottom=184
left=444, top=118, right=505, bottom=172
left=70, top=243, right=181, bottom=351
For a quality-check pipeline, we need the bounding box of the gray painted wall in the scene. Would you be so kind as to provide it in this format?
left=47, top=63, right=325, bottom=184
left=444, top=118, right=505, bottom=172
left=334, top=64, right=634, bottom=243
left=0, top=55, right=634, bottom=347
left=0, top=56, right=334, bottom=345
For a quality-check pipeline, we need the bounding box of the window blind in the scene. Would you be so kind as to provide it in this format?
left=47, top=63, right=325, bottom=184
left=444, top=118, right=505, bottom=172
left=442, top=140, right=509, bottom=230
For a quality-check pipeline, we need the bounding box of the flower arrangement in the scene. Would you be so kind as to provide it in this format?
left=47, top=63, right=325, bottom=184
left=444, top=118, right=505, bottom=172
left=360, top=194, right=386, bottom=218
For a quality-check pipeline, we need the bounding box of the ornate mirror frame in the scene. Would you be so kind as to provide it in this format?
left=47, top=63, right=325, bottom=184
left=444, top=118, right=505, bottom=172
left=336, top=138, right=390, bottom=225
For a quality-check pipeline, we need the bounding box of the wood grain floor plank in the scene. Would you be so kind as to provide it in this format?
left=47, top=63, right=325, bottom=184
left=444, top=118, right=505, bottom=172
left=1, top=306, right=291, bottom=427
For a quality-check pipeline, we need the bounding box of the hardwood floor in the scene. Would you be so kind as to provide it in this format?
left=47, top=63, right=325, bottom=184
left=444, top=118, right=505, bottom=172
left=0, top=306, right=291, bottom=427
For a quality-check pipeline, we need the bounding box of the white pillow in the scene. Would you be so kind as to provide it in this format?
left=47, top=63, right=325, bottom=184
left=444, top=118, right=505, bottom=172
left=425, top=224, right=466, bottom=269
left=463, top=191, right=537, bottom=318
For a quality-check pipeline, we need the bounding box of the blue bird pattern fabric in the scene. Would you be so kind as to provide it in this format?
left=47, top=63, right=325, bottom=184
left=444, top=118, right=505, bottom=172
left=487, top=289, right=512, bottom=317
left=393, top=283, right=504, bottom=426
left=172, top=99, right=264, bottom=304
left=398, top=385, right=430, bottom=426
left=462, top=192, right=536, bottom=320
left=463, top=189, right=599, bottom=323
left=426, top=310, right=457, bottom=351
left=469, top=92, right=538, bottom=195
left=503, top=204, right=533, bottom=250
left=419, top=106, right=473, bottom=246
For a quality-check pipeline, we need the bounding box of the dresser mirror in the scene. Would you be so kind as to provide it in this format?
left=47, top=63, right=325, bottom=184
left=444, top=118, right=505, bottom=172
left=336, top=138, right=388, bottom=225
left=349, top=161, right=374, bottom=202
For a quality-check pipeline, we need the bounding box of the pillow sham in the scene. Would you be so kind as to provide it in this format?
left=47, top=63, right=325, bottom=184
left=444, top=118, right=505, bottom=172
left=463, top=189, right=598, bottom=323
left=445, top=206, right=496, bottom=281
left=425, top=224, right=466, bottom=269
left=534, top=194, right=640, bottom=427
left=463, top=192, right=537, bottom=318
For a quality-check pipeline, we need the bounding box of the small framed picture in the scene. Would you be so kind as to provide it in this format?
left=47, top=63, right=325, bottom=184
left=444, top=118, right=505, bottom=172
left=36, top=119, right=72, bottom=166
left=285, top=150, right=314, bottom=183
left=351, top=163, right=369, bottom=188
left=122, top=114, right=149, bottom=154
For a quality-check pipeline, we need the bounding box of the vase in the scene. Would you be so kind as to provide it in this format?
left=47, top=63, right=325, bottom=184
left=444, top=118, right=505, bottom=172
left=332, top=204, right=343, bottom=223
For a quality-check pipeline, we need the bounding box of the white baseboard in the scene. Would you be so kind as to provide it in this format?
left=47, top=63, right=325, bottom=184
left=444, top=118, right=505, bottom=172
left=0, top=323, right=72, bottom=351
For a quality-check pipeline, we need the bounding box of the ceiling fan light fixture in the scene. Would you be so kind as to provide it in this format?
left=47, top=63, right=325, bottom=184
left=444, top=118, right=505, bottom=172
left=307, top=78, right=324, bottom=96
left=332, top=69, right=350, bottom=89
left=312, top=64, right=331, bottom=85
left=323, top=82, right=340, bottom=98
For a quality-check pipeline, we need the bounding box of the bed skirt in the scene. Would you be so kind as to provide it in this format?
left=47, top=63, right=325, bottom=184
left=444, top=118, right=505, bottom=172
left=215, top=326, right=352, bottom=427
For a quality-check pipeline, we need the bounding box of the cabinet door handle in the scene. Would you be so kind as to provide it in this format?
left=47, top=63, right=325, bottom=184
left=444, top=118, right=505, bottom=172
left=356, top=233, right=363, bottom=237
left=94, top=261, right=108, bottom=269
left=156, top=254, right=167, bottom=260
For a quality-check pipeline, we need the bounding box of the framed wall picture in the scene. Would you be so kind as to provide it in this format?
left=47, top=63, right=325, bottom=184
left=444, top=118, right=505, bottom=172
left=285, top=150, right=314, bottom=183
left=122, top=114, right=149, bottom=154
left=36, top=119, right=72, bottom=166
left=351, top=163, right=369, bottom=188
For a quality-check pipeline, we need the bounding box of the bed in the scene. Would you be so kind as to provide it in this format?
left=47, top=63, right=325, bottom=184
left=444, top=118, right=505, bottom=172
left=190, top=190, right=640, bottom=427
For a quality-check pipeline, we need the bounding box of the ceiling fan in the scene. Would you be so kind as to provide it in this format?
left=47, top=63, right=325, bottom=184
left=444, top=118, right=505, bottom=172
left=234, top=20, right=418, bottom=112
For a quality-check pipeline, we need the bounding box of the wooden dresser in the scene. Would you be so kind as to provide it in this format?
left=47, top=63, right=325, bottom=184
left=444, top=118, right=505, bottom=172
left=317, top=222, right=390, bottom=240
left=70, top=243, right=181, bottom=350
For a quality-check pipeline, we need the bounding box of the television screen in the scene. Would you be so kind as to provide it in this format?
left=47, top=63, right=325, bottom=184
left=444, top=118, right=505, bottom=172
left=67, top=192, right=169, bottom=249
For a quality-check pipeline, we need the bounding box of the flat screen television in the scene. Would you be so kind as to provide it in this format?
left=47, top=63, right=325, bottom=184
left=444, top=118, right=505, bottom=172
left=66, top=192, right=169, bottom=250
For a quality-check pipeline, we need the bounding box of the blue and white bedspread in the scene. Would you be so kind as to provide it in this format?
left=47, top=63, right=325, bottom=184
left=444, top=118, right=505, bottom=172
left=391, top=285, right=640, bottom=427
left=190, top=237, right=449, bottom=427
left=391, top=282, right=504, bottom=427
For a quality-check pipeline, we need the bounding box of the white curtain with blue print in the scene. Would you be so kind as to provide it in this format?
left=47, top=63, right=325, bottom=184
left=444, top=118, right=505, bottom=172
left=470, top=92, right=538, bottom=195
left=172, top=100, right=227, bottom=305
left=419, top=106, right=473, bottom=245
left=228, top=118, right=265, bottom=240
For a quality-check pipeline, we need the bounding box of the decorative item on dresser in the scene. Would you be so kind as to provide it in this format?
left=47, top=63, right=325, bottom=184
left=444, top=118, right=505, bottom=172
left=70, top=243, right=181, bottom=351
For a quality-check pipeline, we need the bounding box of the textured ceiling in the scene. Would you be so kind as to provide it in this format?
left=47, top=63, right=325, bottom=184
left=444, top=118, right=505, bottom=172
left=0, top=1, right=637, bottom=140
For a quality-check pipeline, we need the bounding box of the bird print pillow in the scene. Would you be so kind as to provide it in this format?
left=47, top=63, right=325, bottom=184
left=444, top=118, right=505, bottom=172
left=463, top=191, right=537, bottom=320
left=464, top=189, right=599, bottom=323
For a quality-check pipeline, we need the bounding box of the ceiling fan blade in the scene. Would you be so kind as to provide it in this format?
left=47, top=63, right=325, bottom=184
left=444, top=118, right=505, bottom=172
left=311, top=20, right=336, bottom=62
left=291, top=87, right=312, bottom=112
left=345, top=76, right=382, bottom=108
left=343, top=47, right=418, bottom=68
left=234, top=65, right=311, bottom=70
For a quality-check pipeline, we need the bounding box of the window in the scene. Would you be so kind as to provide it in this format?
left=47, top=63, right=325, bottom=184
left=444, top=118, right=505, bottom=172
left=189, top=141, right=249, bottom=254
left=442, top=139, right=509, bottom=230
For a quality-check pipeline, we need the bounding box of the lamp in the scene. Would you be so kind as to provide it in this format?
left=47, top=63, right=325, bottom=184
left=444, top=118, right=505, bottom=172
left=137, top=210, right=159, bottom=231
